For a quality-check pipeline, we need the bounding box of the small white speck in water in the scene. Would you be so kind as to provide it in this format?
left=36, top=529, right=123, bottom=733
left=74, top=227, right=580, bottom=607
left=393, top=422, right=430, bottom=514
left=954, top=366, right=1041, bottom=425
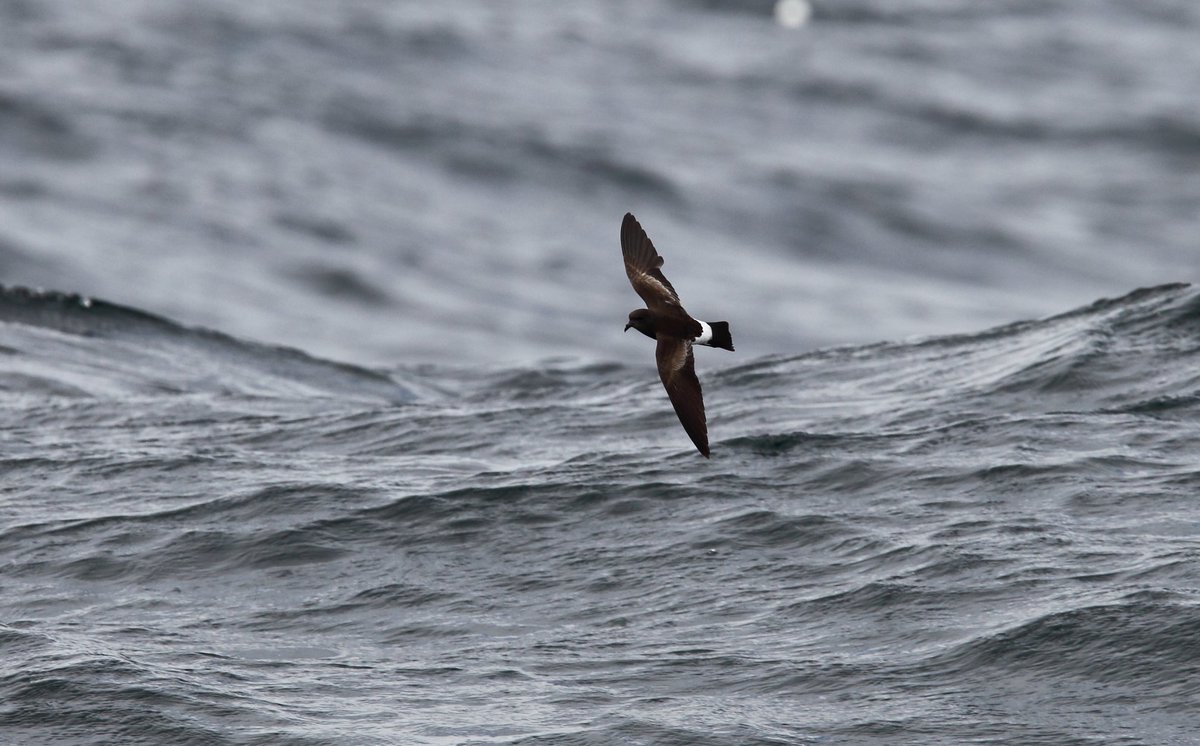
left=774, top=0, right=812, bottom=28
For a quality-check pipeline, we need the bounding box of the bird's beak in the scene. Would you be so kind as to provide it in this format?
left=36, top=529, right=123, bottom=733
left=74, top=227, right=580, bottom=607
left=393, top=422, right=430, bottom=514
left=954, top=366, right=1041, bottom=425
left=623, top=323, right=631, bottom=332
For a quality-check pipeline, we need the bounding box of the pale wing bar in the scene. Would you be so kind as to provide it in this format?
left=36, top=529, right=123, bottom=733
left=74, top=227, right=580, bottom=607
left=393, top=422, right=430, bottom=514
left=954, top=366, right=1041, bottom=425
left=621, top=213, right=685, bottom=312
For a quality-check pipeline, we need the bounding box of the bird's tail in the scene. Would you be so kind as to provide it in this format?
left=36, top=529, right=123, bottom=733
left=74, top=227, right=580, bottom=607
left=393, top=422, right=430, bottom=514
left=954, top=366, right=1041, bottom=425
left=705, top=321, right=734, bottom=351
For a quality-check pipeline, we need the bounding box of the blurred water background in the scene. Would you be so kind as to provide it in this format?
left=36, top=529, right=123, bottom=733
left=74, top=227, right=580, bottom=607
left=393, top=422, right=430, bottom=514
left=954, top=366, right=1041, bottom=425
left=2, top=1, right=1199, bottom=744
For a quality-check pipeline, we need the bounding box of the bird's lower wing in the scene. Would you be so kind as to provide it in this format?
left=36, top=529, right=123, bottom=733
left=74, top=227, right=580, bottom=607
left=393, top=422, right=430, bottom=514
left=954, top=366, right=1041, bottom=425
left=656, top=337, right=709, bottom=458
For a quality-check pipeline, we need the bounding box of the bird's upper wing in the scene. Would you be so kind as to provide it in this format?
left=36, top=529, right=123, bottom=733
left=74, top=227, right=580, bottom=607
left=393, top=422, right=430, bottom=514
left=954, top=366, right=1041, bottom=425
left=655, top=336, right=709, bottom=458
left=622, top=212, right=687, bottom=314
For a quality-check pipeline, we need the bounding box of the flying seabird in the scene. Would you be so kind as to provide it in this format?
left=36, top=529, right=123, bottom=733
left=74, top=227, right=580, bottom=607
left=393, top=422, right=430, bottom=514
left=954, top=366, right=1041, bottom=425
left=621, top=212, right=734, bottom=458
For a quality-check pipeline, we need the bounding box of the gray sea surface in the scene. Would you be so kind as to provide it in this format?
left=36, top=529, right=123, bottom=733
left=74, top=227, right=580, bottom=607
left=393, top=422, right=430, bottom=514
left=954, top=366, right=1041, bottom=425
left=2, top=1, right=1199, bottom=744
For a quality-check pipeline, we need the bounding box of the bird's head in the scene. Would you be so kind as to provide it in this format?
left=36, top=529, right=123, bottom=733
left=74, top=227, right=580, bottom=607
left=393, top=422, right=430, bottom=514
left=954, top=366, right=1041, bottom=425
left=624, top=308, right=656, bottom=339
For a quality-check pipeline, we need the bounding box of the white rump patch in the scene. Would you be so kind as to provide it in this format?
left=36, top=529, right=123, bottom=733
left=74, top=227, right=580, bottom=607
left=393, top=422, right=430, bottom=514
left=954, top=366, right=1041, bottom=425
left=695, top=321, right=713, bottom=345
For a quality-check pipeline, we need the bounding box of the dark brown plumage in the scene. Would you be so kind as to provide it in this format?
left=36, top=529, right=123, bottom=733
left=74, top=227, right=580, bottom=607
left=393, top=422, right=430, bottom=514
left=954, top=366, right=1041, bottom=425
left=620, top=212, right=734, bottom=458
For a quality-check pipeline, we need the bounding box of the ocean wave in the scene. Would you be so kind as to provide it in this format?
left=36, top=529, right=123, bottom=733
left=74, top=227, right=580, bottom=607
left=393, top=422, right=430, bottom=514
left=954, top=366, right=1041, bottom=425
left=722, top=283, right=1199, bottom=432
left=924, top=602, right=1200, bottom=693
left=0, top=285, right=418, bottom=403
left=322, top=99, right=682, bottom=202
left=4, top=281, right=1200, bottom=743
left=0, top=89, right=95, bottom=161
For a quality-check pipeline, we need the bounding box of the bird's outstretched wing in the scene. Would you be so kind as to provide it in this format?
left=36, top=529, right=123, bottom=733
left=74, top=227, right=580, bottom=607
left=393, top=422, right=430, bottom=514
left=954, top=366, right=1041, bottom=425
left=622, top=212, right=686, bottom=314
left=655, top=336, right=709, bottom=458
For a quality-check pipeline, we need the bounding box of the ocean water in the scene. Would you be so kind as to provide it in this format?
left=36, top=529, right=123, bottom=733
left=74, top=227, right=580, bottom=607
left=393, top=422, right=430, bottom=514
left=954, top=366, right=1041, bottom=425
left=2, top=1, right=1199, bottom=744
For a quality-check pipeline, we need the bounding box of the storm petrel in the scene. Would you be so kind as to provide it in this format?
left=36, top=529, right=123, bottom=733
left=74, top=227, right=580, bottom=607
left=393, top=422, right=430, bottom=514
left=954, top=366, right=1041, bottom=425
left=621, top=212, right=734, bottom=458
